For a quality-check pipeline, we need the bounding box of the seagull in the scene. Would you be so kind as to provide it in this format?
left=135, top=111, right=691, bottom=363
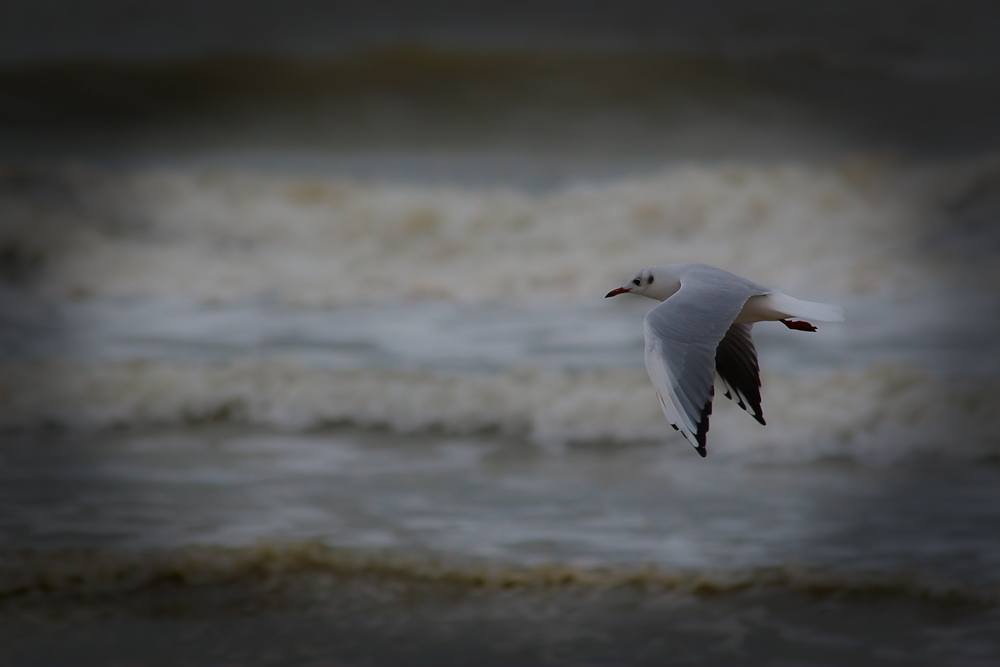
left=605, top=263, right=843, bottom=457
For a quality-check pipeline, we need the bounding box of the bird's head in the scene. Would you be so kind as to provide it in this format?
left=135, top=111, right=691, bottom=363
left=605, top=265, right=681, bottom=302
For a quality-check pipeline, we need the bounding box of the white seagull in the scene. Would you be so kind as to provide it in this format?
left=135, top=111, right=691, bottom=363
left=606, top=263, right=843, bottom=457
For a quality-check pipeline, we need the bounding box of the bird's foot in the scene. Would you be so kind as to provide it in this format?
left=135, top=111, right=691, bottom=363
left=781, top=319, right=817, bottom=332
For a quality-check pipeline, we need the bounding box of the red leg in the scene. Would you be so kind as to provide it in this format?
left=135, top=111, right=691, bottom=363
left=781, top=319, right=817, bottom=332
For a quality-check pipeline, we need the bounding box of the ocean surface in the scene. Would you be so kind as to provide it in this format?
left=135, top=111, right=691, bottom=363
left=3, top=2, right=1000, bottom=665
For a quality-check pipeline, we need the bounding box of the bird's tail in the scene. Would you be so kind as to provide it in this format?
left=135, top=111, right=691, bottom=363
left=766, top=292, right=844, bottom=322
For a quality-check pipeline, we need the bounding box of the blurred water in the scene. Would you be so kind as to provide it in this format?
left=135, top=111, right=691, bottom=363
left=3, top=3, right=1000, bottom=663
left=4, top=427, right=1000, bottom=577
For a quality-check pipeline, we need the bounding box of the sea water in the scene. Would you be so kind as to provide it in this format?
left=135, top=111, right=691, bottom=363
left=3, top=4, right=1000, bottom=664
left=3, top=157, right=999, bottom=666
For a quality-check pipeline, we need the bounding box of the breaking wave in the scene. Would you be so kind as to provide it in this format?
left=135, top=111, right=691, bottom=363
left=2, top=359, right=997, bottom=464
left=3, top=159, right=999, bottom=465
left=2, top=158, right=998, bottom=306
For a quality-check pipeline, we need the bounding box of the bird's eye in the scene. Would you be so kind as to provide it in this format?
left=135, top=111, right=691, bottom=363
left=632, top=278, right=641, bottom=286
left=647, top=276, right=654, bottom=285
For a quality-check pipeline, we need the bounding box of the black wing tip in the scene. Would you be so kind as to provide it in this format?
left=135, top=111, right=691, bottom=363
left=754, top=413, right=767, bottom=426
left=695, top=445, right=707, bottom=458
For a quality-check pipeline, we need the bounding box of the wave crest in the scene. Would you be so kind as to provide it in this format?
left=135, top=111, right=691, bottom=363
left=3, top=360, right=997, bottom=464
left=2, top=159, right=998, bottom=305
left=2, top=543, right=993, bottom=605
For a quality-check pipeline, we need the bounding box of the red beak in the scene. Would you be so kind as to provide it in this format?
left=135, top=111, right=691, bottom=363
left=605, top=287, right=630, bottom=298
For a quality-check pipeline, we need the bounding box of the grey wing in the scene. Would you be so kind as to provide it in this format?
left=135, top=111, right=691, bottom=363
left=643, top=272, right=767, bottom=457
left=715, top=323, right=765, bottom=425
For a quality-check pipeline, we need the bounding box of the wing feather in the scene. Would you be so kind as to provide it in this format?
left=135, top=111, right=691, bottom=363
left=643, top=267, right=769, bottom=456
left=714, top=323, right=765, bottom=425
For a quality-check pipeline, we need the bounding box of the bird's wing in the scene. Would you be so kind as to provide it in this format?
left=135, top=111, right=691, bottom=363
left=643, top=269, right=768, bottom=456
left=715, top=323, right=765, bottom=425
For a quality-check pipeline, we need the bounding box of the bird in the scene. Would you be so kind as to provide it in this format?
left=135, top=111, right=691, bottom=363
left=605, top=263, right=843, bottom=457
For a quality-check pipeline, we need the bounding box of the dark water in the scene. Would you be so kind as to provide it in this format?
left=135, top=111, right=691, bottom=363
left=6, top=50, right=1000, bottom=161
left=5, top=1, right=1000, bottom=160
left=3, top=427, right=1000, bottom=666
left=5, top=580, right=997, bottom=666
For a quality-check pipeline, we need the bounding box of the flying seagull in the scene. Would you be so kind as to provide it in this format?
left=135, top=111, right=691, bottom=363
left=606, top=263, right=843, bottom=457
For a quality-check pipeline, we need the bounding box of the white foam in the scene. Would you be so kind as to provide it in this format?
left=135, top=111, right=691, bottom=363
left=3, top=360, right=997, bottom=464
left=3, top=158, right=999, bottom=465
left=2, top=158, right=998, bottom=306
